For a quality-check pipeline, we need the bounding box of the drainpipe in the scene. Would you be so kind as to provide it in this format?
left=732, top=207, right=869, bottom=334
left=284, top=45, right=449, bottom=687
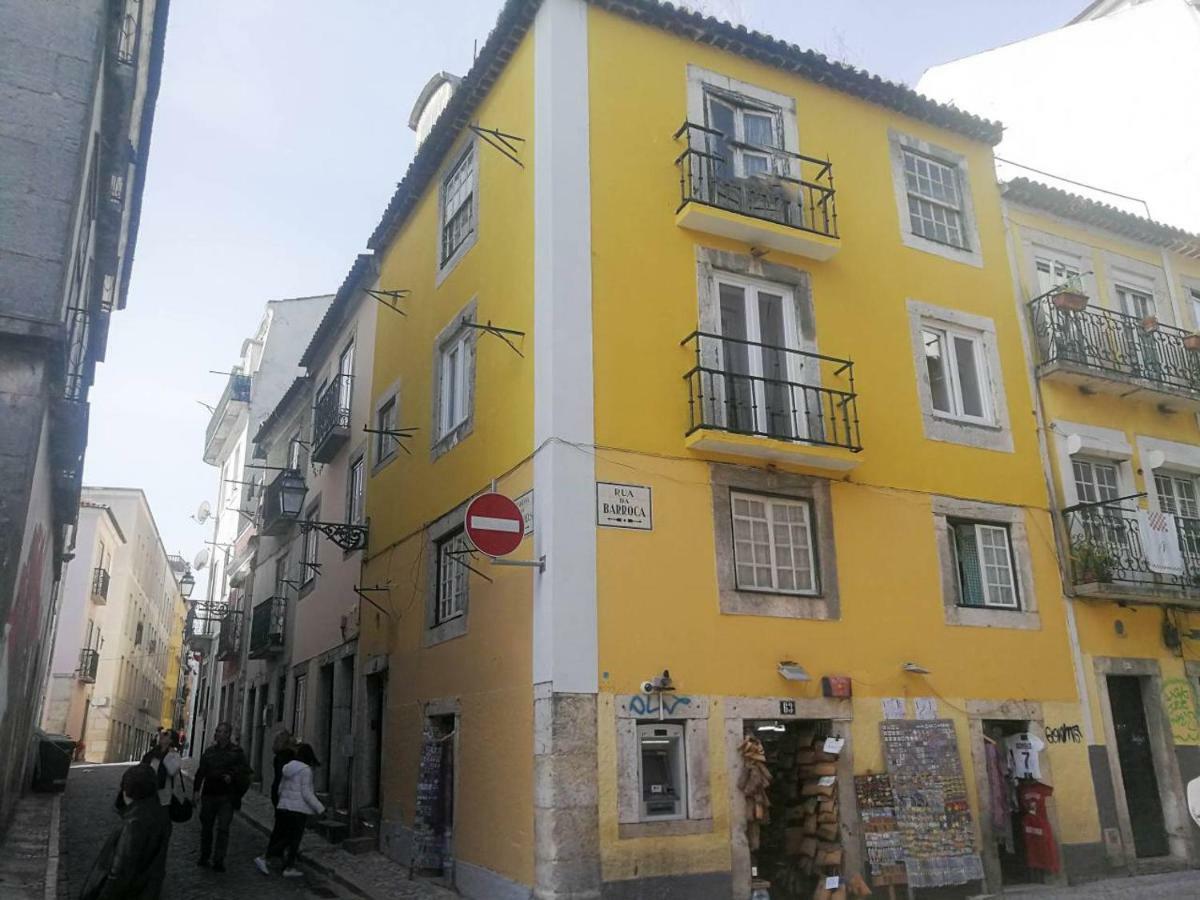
left=1001, top=199, right=1096, bottom=744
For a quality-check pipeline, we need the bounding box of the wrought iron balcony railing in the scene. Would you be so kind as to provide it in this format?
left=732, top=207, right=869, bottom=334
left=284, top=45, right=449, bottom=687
left=682, top=331, right=861, bottom=452
left=312, top=374, right=352, bottom=463
left=216, top=611, right=242, bottom=661
left=1063, top=493, right=1200, bottom=595
left=203, top=372, right=252, bottom=463
left=91, top=567, right=110, bottom=603
left=78, top=648, right=99, bottom=683
left=1028, top=293, right=1200, bottom=396
left=674, top=121, right=838, bottom=239
left=248, top=596, right=287, bottom=659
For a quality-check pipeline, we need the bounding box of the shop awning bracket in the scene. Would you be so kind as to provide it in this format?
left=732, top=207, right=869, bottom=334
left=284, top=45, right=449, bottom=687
left=469, top=123, right=526, bottom=169
left=460, top=318, right=526, bottom=358
left=364, top=288, right=411, bottom=316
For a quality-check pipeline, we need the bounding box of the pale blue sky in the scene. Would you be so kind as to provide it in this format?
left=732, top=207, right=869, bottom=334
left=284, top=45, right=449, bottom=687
left=83, top=0, right=1083, bottom=578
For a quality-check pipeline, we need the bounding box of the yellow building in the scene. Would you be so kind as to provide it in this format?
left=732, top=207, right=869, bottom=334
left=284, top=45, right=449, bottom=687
left=356, top=1, right=1125, bottom=897
left=161, top=557, right=189, bottom=730
left=1004, top=177, right=1200, bottom=875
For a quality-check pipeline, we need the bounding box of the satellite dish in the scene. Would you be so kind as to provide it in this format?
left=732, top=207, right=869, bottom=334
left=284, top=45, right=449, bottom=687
left=194, top=501, right=212, bottom=524
left=193, top=548, right=210, bottom=571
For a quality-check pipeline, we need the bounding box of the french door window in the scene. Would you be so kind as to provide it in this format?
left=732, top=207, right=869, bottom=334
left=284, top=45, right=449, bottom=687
left=713, top=276, right=809, bottom=440
left=1035, top=255, right=1082, bottom=295
left=705, top=93, right=780, bottom=179
left=1115, top=285, right=1155, bottom=320
left=337, top=343, right=354, bottom=410
left=1158, top=471, right=1200, bottom=556
left=922, top=325, right=990, bottom=423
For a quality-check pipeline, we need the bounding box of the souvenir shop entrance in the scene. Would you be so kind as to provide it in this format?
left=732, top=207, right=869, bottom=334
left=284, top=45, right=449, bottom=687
left=740, top=718, right=845, bottom=899
left=982, top=719, right=1044, bottom=887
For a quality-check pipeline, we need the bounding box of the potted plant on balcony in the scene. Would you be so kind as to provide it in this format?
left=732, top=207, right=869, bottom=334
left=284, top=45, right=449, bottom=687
left=1184, top=333, right=1200, bottom=352
left=1141, top=316, right=1160, bottom=333
left=1070, top=536, right=1115, bottom=584
left=1051, top=278, right=1089, bottom=312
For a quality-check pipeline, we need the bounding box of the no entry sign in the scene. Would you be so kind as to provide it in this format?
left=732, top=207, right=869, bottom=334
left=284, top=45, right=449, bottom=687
left=464, top=492, right=525, bottom=557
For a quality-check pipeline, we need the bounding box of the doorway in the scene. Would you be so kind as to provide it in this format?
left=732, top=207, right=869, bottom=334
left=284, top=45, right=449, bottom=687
left=742, top=718, right=838, bottom=900
left=981, top=719, right=1044, bottom=886
left=363, top=673, right=386, bottom=810
left=413, top=714, right=456, bottom=879
left=1107, top=675, right=1170, bottom=858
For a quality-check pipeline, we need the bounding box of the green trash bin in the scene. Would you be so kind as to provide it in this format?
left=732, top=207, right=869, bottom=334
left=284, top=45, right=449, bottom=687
left=32, top=729, right=76, bottom=792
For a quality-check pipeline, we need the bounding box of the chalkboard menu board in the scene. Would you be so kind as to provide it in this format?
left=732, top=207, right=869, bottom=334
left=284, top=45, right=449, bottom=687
left=879, top=719, right=983, bottom=888
left=412, top=730, right=447, bottom=871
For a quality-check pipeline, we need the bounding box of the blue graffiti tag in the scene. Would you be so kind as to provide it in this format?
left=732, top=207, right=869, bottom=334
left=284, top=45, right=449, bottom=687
left=629, top=694, right=692, bottom=717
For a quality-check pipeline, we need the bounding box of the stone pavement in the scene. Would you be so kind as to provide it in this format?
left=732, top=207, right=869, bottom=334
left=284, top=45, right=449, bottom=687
left=977, top=869, right=1200, bottom=898
left=0, top=788, right=59, bottom=899
left=233, top=776, right=457, bottom=900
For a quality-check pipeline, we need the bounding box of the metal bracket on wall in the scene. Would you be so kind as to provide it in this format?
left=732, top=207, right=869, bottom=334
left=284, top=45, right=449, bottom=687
left=445, top=548, right=495, bottom=583
left=353, top=584, right=393, bottom=618
left=362, top=424, right=418, bottom=456
left=364, top=288, right=410, bottom=316
left=460, top=318, right=526, bottom=358
left=297, top=520, right=369, bottom=553
left=469, top=123, right=526, bottom=168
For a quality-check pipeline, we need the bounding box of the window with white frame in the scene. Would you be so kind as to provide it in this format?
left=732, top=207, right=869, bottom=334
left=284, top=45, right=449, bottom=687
left=730, top=491, right=817, bottom=595
left=1189, top=287, right=1200, bottom=329
left=435, top=529, right=469, bottom=624
left=348, top=456, right=365, bottom=526
left=377, top=397, right=399, bottom=461
left=704, top=90, right=782, bottom=179
left=438, top=331, right=471, bottom=438
left=1035, top=253, right=1083, bottom=295
left=903, top=149, right=967, bottom=249
left=300, top=502, right=319, bottom=584
left=949, top=521, right=1019, bottom=609
left=1155, top=471, right=1199, bottom=519
left=337, top=342, right=355, bottom=411
left=441, top=146, right=475, bottom=266
left=637, top=722, right=687, bottom=821
left=921, top=324, right=990, bottom=423
left=287, top=429, right=303, bottom=470
left=1072, top=458, right=1120, bottom=505
left=1115, top=283, right=1155, bottom=320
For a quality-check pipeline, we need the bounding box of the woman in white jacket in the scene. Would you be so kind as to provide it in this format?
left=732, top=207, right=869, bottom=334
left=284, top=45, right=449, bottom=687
left=255, top=743, right=324, bottom=877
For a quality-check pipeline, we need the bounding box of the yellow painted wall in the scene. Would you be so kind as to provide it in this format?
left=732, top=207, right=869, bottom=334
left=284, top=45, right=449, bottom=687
left=161, top=596, right=186, bottom=728
left=585, top=5, right=1096, bottom=881
left=361, top=29, right=537, bottom=887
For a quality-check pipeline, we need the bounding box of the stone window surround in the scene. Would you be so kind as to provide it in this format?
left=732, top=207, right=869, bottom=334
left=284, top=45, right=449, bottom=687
left=887, top=129, right=983, bottom=268
left=1101, top=250, right=1173, bottom=326
left=435, top=136, right=480, bottom=286
left=1180, top=275, right=1200, bottom=331
left=684, top=64, right=800, bottom=176
left=723, top=696, right=859, bottom=897
left=1018, top=227, right=1100, bottom=304
left=694, top=246, right=818, bottom=353
left=1050, top=420, right=1135, bottom=509
left=1136, top=435, right=1200, bottom=512
left=710, top=463, right=840, bottom=620
left=371, top=376, right=403, bottom=473
left=423, top=500, right=472, bottom=647
left=1091, top=656, right=1192, bottom=868
left=614, top=694, right=713, bottom=838
left=931, top=495, right=1040, bottom=630
left=430, top=297, right=478, bottom=461
left=907, top=299, right=1013, bottom=453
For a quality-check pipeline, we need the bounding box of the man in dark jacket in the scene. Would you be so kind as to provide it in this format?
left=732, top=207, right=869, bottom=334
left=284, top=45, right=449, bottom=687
left=80, top=764, right=169, bottom=900
left=193, top=721, right=251, bottom=872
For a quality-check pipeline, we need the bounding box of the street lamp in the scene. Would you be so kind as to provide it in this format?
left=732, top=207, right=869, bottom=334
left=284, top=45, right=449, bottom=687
left=179, top=570, right=195, bottom=599
left=277, top=469, right=308, bottom=519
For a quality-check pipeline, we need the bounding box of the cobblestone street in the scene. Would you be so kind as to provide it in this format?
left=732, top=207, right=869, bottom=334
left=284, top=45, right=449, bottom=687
left=62, top=763, right=353, bottom=899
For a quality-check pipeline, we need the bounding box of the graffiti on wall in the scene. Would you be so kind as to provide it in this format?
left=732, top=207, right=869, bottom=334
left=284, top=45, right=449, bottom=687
left=1044, top=723, right=1083, bottom=744
left=628, top=693, right=692, bottom=717
left=1162, top=678, right=1200, bottom=746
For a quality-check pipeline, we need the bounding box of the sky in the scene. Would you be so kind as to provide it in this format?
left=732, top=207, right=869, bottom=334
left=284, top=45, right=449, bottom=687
left=82, top=0, right=1084, bottom=586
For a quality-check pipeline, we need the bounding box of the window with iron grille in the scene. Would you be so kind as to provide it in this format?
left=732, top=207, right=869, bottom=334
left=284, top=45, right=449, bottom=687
left=730, top=492, right=817, bottom=595
left=441, top=146, right=475, bottom=266
left=435, top=530, right=469, bottom=624
left=903, top=149, right=966, bottom=249
left=949, top=521, right=1019, bottom=609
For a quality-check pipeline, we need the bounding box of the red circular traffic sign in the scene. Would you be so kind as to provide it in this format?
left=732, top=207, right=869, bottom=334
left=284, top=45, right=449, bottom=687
left=464, top=493, right=525, bottom=557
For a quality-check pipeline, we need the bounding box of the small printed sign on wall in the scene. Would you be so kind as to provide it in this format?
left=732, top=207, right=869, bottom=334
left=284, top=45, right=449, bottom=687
left=515, top=490, right=534, bottom=535
left=596, top=482, right=652, bottom=530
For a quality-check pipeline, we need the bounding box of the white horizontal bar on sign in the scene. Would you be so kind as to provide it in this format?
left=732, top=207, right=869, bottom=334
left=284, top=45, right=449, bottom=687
left=470, top=515, right=521, bottom=533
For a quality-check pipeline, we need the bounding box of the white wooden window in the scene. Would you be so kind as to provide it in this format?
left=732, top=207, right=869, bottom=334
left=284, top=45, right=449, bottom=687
left=704, top=92, right=781, bottom=178
left=1035, top=254, right=1082, bottom=295
left=921, top=325, right=990, bottom=423
left=1189, top=287, right=1200, bottom=329
left=438, top=332, right=471, bottom=437
left=903, top=150, right=966, bottom=249
left=435, top=530, right=469, bottom=624
left=287, top=429, right=303, bottom=470
left=730, top=491, right=817, bottom=595
left=300, top=502, right=319, bottom=584
left=337, top=343, right=354, bottom=411
left=1115, top=283, right=1155, bottom=320
left=348, top=456, right=365, bottom=525
left=1155, top=471, right=1199, bottom=519
left=377, top=397, right=399, bottom=461
left=713, top=275, right=810, bottom=440
left=950, top=522, right=1019, bottom=609
left=1072, top=458, right=1120, bottom=504
left=441, top=147, right=475, bottom=265
left=637, top=722, right=687, bottom=821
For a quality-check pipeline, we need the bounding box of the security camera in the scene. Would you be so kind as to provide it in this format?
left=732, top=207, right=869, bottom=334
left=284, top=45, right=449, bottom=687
left=640, top=681, right=656, bottom=694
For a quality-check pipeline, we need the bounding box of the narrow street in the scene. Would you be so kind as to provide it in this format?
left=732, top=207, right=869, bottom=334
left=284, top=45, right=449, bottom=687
left=61, top=764, right=353, bottom=899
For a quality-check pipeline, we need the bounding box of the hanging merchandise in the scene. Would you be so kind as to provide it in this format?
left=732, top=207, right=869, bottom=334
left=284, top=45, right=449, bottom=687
left=1017, top=782, right=1061, bottom=874
left=1004, top=732, right=1045, bottom=780
left=854, top=774, right=906, bottom=890
left=739, top=735, right=773, bottom=851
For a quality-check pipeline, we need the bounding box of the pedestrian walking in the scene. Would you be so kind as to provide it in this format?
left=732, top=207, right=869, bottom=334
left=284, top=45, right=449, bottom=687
left=254, top=743, right=324, bottom=878
left=192, top=721, right=251, bottom=873
left=79, top=764, right=170, bottom=900
left=141, top=728, right=183, bottom=809
left=252, top=730, right=297, bottom=875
